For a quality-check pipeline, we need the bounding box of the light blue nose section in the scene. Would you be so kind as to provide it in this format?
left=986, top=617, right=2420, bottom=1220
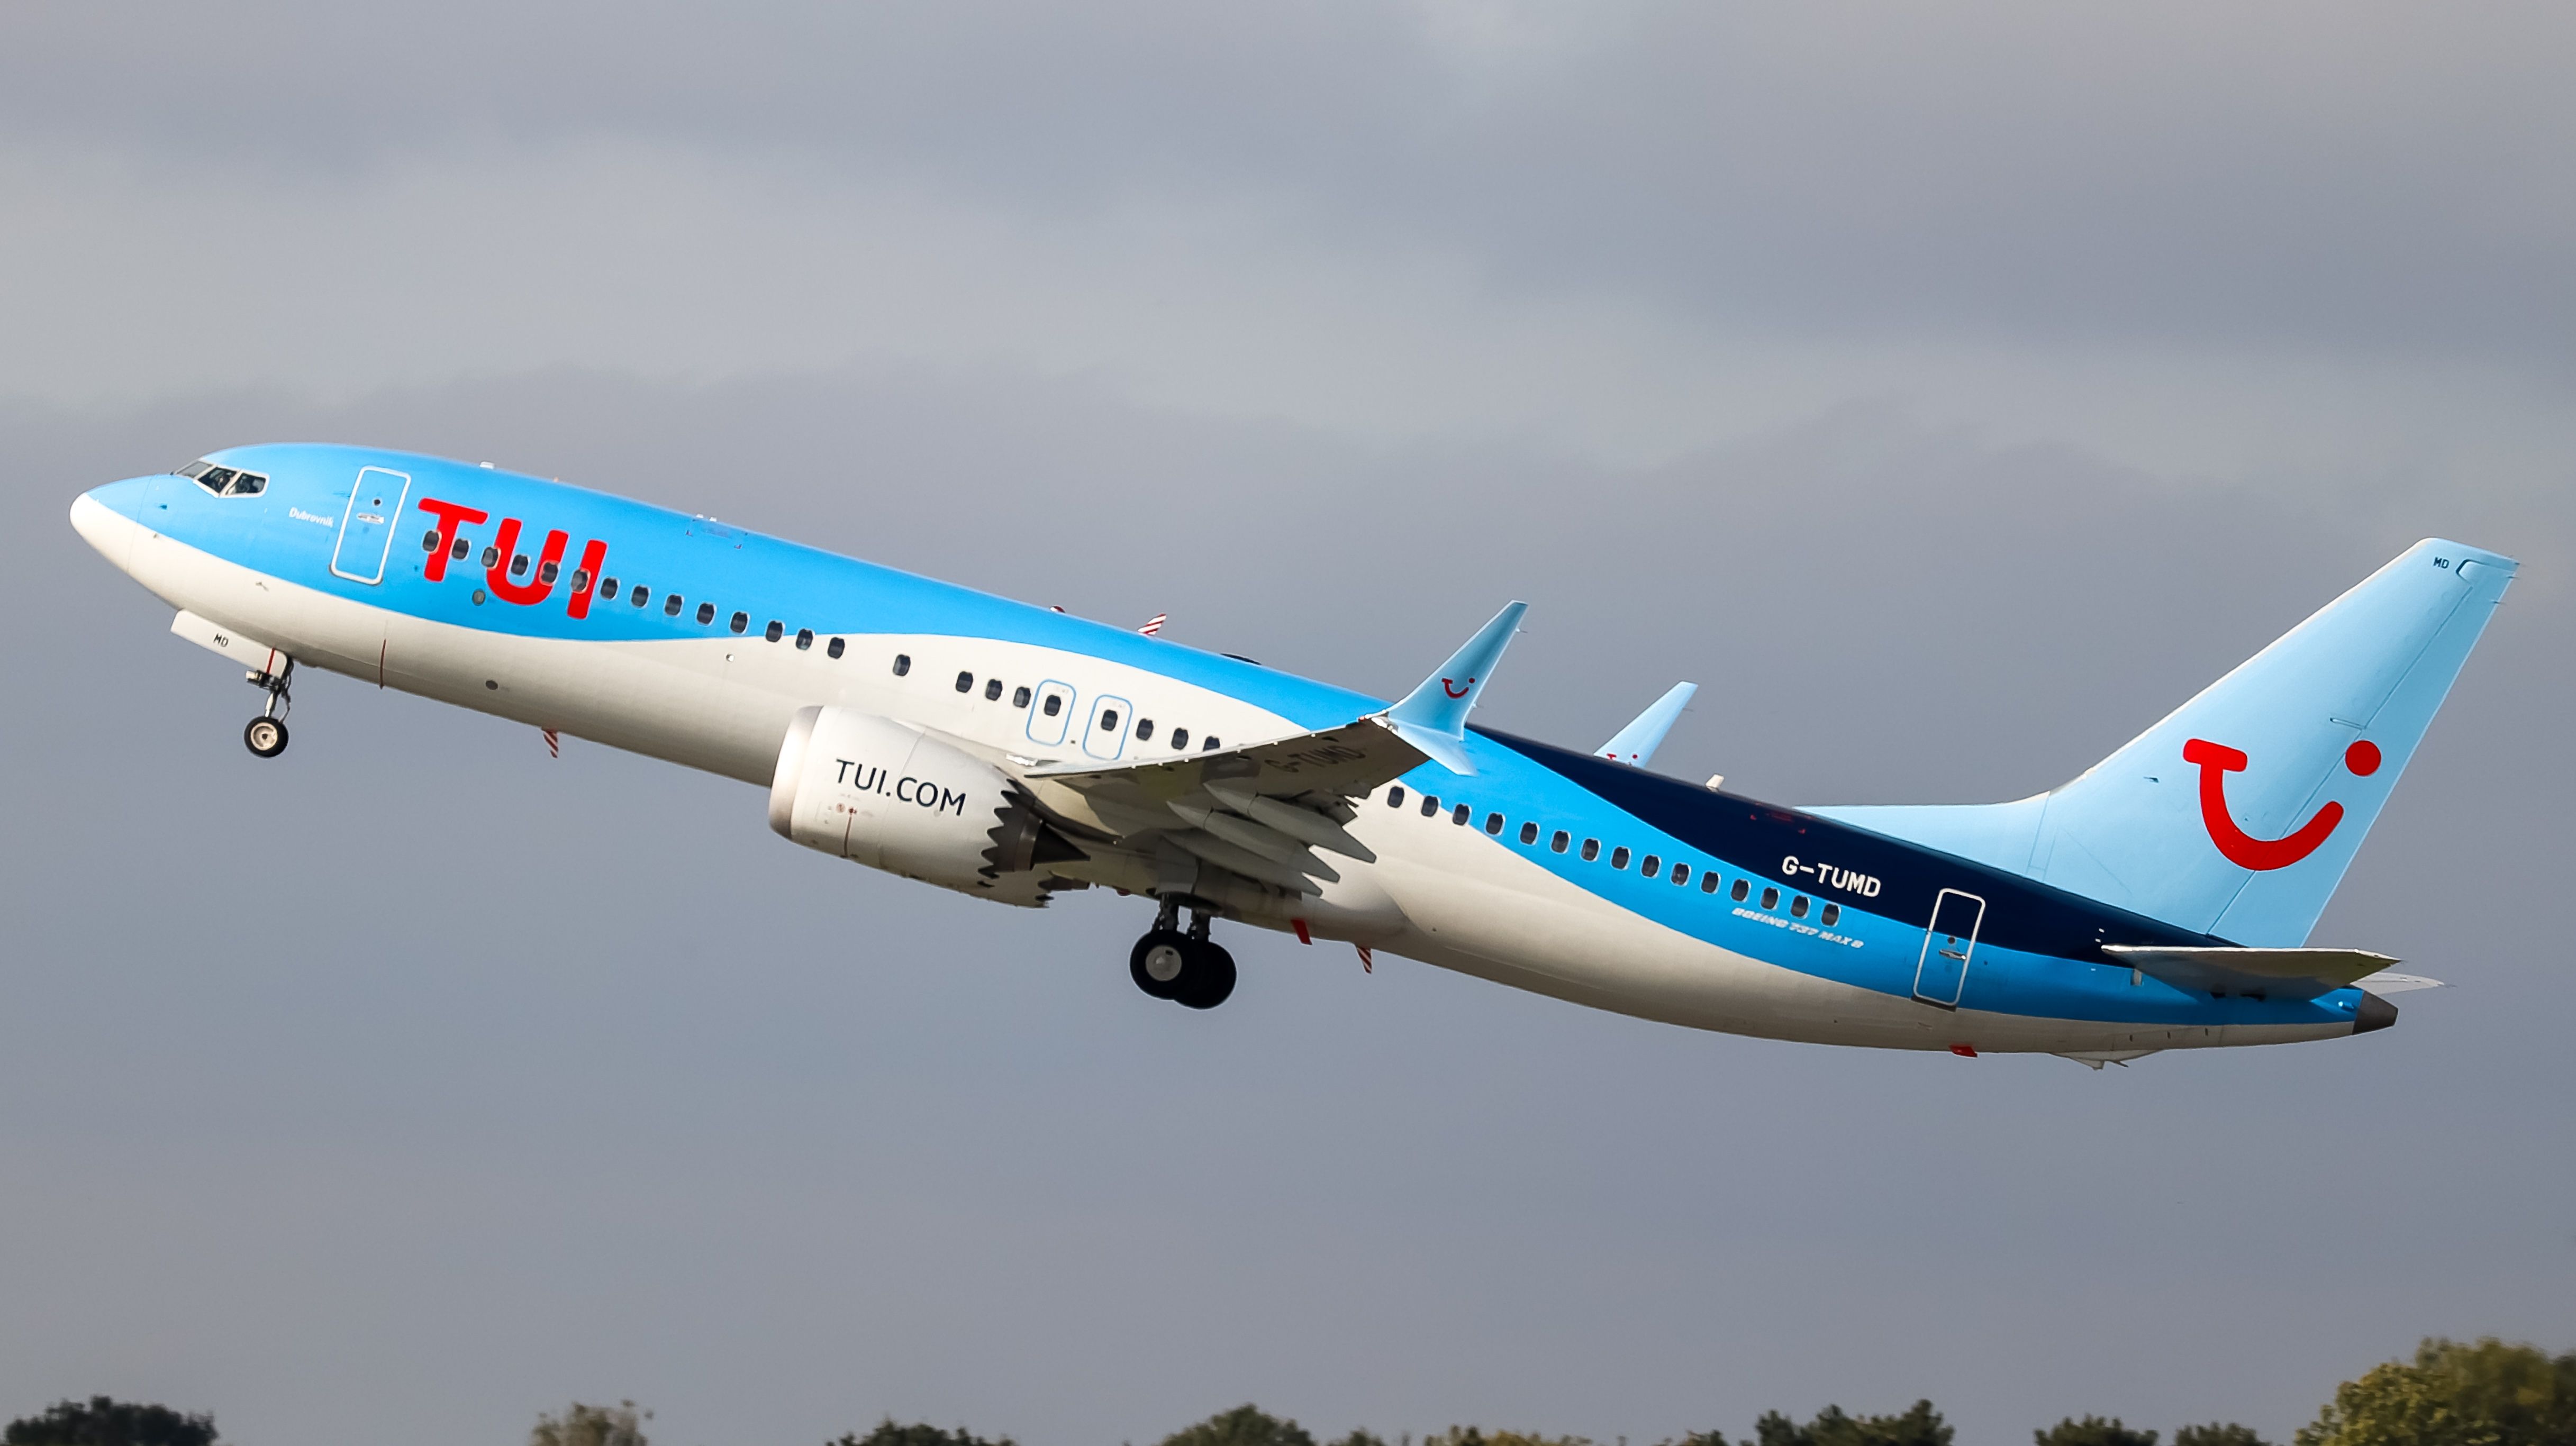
left=69, top=475, right=164, bottom=574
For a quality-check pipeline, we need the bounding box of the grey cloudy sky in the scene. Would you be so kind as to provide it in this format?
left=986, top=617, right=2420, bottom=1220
left=3, top=6, right=2571, bottom=1446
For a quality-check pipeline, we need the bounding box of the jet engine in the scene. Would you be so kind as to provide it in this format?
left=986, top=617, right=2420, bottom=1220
left=768, top=705, right=1085, bottom=906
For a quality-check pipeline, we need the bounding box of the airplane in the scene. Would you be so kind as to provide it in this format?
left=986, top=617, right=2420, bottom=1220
left=69, top=445, right=2516, bottom=1065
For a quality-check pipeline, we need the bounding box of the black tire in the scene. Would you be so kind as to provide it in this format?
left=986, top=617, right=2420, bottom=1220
left=1129, top=929, right=1189, bottom=1000
left=244, top=716, right=289, bottom=758
left=1174, top=941, right=1236, bottom=1010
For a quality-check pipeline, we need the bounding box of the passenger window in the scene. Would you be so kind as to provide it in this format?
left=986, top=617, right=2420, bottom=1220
left=600, top=576, right=618, bottom=598
left=1135, top=718, right=1154, bottom=740
left=795, top=628, right=814, bottom=650
left=955, top=671, right=974, bottom=692
left=629, top=586, right=649, bottom=607
left=1201, top=736, right=1220, bottom=750
left=483, top=545, right=502, bottom=568
left=1731, top=878, right=1749, bottom=902
left=1485, top=813, right=1504, bottom=835
left=1519, top=821, right=1538, bottom=844
left=663, top=593, right=682, bottom=616
left=1551, top=830, right=1570, bottom=853
left=696, top=602, right=715, bottom=625
left=1642, top=854, right=1662, bottom=877
left=1611, top=847, right=1631, bottom=870
left=1701, top=872, right=1721, bottom=894
left=1760, top=886, right=1780, bottom=910
left=1821, top=903, right=1840, bottom=926
left=985, top=678, right=1004, bottom=702
left=731, top=612, right=748, bottom=633
left=827, top=637, right=845, bottom=659
left=1100, top=710, right=1120, bottom=731
left=1672, top=863, right=1690, bottom=886
left=1422, top=795, right=1439, bottom=817
left=764, top=620, right=782, bottom=641
left=1791, top=895, right=1810, bottom=918
left=451, top=537, right=469, bottom=561
left=570, top=569, right=589, bottom=593
left=893, top=653, right=911, bottom=676
left=422, top=529, right=442, bottom=553
left=1388, top=786, right=1405, bottom=808
left=1043, top=694, right=1063, bottom=717
left=1581, top=838, right=1600, bottom=861
left=511, top=554, right=529, bottom=577
left=540, top=560, right=559, bottom=584
left=1168, top=725, right=1186, bottom=747
left=1451, top=804, right=1469, bottom=825
left=1014, top=686, right=1033, bottom=708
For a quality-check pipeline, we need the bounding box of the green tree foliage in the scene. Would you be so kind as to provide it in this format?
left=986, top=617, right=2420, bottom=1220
left=2035, top=1417, right=2158, bottom=1446
left=1422, top=1429, right=1596, bottom=1446
left=2296, top=1338, right=2576, bottom=1446
left=1748, top=1401, right=1953, bottom=1446
left=1162, top=1405, right=1324, bottom=1446
left=3, top=1397, right=217, bottom=1446
left=831, top=1422, right=1017, bottom=1446
left=2173, top=1425, right=2269, bottom=1446
left=529, top=1400, right=650, bottom=1446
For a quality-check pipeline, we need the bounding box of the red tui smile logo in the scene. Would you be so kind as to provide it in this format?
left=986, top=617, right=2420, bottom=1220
left=1441, top=676, right=1475, bottom=699
left=2183, top=736, right=2381, bottom=871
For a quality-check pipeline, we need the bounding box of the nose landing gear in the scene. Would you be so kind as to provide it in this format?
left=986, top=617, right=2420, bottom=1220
left=243, top=659, right=294, bottom=758
left=1128, top=897, right=1236, bottom=1010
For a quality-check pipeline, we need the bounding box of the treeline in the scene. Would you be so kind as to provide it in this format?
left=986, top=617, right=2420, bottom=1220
left=7, top=1337, right=2570, bottom=1446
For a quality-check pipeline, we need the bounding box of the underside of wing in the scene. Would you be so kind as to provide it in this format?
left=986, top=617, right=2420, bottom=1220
left=2102, top=945, right=2399, bottom=1002
left=1012, top=717, right=1428, bottom=898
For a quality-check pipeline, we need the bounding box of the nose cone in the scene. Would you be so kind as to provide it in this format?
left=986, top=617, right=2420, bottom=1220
left=70, top=476, right=160, bottom=574
left=2353, top=990, right=2399, bottom=1034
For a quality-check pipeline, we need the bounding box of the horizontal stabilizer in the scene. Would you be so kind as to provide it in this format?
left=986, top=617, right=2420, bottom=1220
left=2101, top=944, right=2396, bottom=1002
left=1600, top=682, right=1697, bottom=767
left=2353, top=970, right=2445, bottom=995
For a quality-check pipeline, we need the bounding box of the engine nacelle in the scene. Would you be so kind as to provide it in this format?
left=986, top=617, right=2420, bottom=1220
left=768, top=705, right=1083, bottom=906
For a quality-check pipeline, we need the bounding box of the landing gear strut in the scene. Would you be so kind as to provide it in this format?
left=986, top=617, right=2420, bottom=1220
left=1129, top=897, right=1236, bottom=1010
left=243, top=659, right=294, bottom=758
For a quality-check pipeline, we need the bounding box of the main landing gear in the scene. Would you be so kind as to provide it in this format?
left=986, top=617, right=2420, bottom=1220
left=243, top=659, right=294, bottom=759
left=1129, top=897, right=1236, bottom=1011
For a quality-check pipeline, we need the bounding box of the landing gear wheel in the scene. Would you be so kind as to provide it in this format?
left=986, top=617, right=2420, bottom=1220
left=1129, top=929, right=1189, bottom=1001
left=244, top=716, right=289, bottom=758
left=1174, top=940, right=1236, bottom=1011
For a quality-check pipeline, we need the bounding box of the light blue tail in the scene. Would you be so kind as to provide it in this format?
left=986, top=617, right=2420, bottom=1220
left=1814, top=540, right=2517, bottom=945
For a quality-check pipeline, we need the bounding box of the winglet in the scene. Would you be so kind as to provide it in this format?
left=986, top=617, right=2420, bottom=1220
left=1599, top=681, right=1697, bottom=767
left=1382, top=601, right=1527, bottom=774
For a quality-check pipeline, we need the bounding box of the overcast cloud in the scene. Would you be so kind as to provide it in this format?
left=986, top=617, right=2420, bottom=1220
left=2, top=7, right=2571, bottom=1446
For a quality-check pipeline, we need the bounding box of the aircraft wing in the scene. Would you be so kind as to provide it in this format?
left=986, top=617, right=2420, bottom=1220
left=1019, top=718, right=1427, bottom=895
left=2101, top=945, right=2400, bottom=1001
left=1011, top=600, right=1526, bottom=898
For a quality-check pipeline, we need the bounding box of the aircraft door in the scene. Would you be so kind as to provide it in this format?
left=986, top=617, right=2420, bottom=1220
left=1912, top=888, right=1985, bottom=1008
left=330, top=467, right=412, bottom=585
left=1083, top=693, right=1134, bottom=760
left=1026, top=680, right=1075, bottom=747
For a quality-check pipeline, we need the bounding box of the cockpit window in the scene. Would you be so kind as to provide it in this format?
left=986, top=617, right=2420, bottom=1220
left=180, top=461, right=266, bottom=497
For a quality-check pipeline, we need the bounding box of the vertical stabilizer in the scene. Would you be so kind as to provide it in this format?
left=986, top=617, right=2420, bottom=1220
left=1814, top=540, right=2516, bottom=945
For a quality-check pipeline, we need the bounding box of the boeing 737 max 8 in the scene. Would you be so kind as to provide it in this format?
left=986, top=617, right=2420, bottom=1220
left=70, top=446, right=2517, bottom=1064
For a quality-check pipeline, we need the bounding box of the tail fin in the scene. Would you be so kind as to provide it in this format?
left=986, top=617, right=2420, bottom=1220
left=1814, top=540, right=2517, bottom=945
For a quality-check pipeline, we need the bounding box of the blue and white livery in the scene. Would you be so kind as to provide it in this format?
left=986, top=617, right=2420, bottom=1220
left=70, top=445, right=2516, bottom=1063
